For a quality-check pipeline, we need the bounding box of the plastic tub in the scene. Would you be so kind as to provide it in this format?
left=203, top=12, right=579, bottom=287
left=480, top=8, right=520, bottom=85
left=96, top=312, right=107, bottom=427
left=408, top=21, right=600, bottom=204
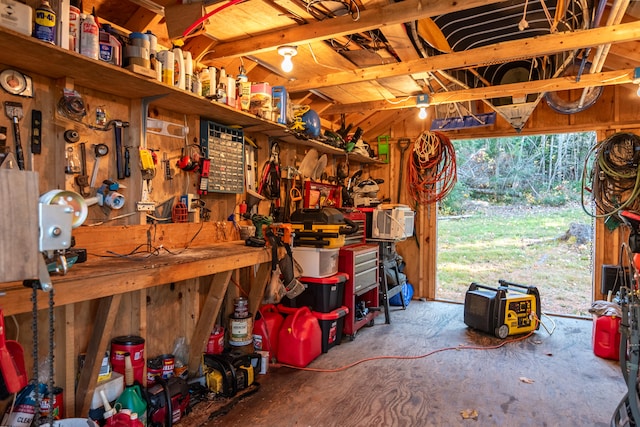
left=292, top=247, right=339, bottom=278
left=313, top=306, right=348, bottom=353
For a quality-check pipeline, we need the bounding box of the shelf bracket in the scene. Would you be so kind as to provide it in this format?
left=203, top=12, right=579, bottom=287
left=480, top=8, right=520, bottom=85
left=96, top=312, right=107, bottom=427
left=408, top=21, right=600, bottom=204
left=141, top=94, right=169, bottom=148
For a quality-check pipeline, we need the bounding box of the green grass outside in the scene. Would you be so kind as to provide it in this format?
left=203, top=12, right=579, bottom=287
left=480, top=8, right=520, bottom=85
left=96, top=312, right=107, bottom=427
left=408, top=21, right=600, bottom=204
left=436, top=205, right=593, bottom=316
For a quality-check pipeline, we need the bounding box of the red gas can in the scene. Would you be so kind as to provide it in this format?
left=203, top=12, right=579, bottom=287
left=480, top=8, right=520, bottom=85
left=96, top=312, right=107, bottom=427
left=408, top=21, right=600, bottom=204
left=593, top=315, right=621, bottom=360
left=253, top=304, right=284, bottom=360
left=277, top=306, right=322, bottom=367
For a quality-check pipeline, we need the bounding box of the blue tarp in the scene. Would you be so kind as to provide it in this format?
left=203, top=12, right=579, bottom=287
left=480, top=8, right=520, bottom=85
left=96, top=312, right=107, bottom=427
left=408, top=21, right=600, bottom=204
left=430, top=112, right=496, bottom=131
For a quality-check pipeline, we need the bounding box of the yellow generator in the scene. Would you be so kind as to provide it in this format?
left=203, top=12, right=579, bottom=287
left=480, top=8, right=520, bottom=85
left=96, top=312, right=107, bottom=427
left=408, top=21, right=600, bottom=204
left=464, top=280, right=541, bottom=339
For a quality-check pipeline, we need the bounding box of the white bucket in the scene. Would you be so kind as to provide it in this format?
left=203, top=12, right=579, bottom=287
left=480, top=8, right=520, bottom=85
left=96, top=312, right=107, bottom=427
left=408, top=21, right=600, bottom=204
left=41, top=419, right=99, bottom=427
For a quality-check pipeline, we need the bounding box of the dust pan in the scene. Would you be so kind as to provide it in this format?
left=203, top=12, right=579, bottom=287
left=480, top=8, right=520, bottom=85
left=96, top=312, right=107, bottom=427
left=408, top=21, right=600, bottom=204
left=0, top=308, right=27, bottom=395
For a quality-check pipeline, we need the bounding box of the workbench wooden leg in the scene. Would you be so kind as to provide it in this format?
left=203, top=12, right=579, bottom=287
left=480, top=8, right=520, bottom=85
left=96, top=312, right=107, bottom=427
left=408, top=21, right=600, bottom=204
left=76, top=293, right=123, bottom=417
left=187, top=271, right=232, bottom=374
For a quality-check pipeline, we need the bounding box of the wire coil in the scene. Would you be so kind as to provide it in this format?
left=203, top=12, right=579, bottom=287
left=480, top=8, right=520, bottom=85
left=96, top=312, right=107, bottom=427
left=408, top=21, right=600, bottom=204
left=582, top=132, right=640, bottom=217
left=407, top=131, right=457, bottom=205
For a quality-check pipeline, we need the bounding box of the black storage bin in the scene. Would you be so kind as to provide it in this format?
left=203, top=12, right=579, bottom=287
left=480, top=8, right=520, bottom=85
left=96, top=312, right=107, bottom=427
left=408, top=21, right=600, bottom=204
left=281, top=272, right=348, bottom=313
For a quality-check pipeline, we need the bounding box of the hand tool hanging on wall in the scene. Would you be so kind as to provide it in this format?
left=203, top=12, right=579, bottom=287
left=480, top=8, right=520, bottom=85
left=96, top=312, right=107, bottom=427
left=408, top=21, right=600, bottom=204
left=30, top=110, right=42, bottom=155
left=75, top=142, right=90, bottom=197
left=90, top=144, right=109, bottom=188
left=112, top=121, right=129, bottom=180
left=3, top=101, right=25, bottom=170
left=396, top=138, right=411, bottom=203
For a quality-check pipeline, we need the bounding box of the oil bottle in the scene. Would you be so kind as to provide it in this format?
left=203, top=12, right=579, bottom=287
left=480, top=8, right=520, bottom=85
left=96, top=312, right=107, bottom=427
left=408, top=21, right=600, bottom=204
left=34, top=0, right=56, bottom=45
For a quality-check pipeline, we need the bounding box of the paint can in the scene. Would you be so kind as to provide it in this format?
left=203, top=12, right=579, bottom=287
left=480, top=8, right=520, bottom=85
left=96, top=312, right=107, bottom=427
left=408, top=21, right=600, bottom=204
left=229, top=298, right=253, bottom=347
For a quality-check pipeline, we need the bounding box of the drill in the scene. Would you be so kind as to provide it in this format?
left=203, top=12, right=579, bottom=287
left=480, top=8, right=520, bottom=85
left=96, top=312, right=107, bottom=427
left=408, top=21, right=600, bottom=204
left=245, top=214, right=273, bottom=247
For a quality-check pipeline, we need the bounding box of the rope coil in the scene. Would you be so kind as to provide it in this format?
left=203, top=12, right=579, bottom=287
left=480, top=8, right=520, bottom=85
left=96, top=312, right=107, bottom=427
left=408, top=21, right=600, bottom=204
left=407, top=131, right=457, bottom=205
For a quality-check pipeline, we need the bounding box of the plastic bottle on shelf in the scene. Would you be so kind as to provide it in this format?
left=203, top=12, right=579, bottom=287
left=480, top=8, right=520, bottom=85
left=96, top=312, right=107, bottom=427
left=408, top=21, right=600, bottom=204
left=99, top=24, right=122, bottom=66
left=216, top=67, right=227, bottom=104
left=156, top=49, right=174, bottom=86
left=34, top=0, right=57, bottom=45
left=69, top=0, right=82, bottom=51
left=79, top=13, right=99, bottom=60
left=172, top=44, right=186, bottom=90
left=183, top=50, right=193, bottom=92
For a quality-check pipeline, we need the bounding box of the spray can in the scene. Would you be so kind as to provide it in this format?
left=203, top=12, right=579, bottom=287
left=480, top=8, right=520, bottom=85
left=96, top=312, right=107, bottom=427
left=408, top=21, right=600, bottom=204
left=68, top=0, right=82, bottom=51
left=34, top=0, right=56, bottom=44
left=79, top=13, right=99, bottom=59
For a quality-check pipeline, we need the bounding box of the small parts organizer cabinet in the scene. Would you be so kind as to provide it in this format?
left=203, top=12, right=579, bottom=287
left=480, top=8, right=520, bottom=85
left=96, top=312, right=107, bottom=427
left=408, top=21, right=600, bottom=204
left=339, top=244, right=379, bottom=339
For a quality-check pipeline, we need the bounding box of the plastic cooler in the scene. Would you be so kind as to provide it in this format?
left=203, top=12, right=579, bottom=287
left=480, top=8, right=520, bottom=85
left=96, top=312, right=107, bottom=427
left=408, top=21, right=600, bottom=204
left=281, top=273, right=348, bottom=312
left=313, top=306, right=348, bottom=353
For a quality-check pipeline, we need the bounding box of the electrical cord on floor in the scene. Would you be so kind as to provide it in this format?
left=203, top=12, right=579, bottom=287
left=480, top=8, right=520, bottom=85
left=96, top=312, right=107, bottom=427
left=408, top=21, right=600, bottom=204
left=273, top=328, right=542, bottom=373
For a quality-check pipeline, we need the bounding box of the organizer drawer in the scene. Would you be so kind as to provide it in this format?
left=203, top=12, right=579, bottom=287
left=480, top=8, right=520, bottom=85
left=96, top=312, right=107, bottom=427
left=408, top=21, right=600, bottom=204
left=354, top=266, right=378, bottom=293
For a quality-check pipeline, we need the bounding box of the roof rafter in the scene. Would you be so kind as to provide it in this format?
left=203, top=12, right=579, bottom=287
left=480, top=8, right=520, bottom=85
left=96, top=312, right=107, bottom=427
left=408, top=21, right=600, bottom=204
left=286, top=21, right=640, bottom=93
left=208, top=0, right=508, bottom=59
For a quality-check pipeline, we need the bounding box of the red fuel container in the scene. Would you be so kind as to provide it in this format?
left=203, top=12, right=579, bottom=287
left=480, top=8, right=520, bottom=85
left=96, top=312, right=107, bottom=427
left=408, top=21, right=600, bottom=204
left=253, top=304, right=284, bottom=360
left=593, top=315, right=621, bottom=360
left=277, top=306, right=322, bottom=367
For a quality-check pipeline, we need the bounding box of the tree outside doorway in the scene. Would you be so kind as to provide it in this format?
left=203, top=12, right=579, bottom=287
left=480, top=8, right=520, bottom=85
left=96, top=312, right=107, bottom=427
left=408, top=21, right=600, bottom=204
left=436, top=132, right=595, bottom=316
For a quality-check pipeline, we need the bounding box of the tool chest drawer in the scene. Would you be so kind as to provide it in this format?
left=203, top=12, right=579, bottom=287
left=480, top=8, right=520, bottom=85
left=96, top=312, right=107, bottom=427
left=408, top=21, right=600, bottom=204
left=339, top=244, right=380, bottom=338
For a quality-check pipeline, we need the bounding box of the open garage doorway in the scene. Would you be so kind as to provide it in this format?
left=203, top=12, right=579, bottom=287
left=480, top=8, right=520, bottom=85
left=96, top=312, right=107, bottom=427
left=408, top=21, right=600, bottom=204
left=436, top=132, right=595, bottom=316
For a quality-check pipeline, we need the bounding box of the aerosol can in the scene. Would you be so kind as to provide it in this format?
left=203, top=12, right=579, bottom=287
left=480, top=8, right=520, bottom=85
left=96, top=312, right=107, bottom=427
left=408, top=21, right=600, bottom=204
left=34, top=0, right=56, bottom=44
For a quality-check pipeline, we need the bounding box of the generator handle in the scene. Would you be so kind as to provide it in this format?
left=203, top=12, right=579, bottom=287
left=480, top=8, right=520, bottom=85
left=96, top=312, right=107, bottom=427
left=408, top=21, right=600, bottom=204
left=469, top=282, right=500, bottom=293
left=498, top=279, right=535, bottom=293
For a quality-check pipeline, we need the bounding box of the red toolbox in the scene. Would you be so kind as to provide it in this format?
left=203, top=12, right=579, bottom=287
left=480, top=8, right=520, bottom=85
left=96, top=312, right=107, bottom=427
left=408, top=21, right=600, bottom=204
left=313, top=306, right=349, bottom=353
left=281, top=273, right=348, bottom=313
left=277, top=306, right=322, bottom=367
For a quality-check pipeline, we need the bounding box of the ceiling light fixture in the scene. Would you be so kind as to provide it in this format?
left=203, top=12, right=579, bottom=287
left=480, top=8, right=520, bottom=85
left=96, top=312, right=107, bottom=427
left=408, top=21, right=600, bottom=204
left=416, top=93, right=430, bottom=120
left=278, top=45, right=298, bottom=73
left=634, top=67, right=640, bottom=97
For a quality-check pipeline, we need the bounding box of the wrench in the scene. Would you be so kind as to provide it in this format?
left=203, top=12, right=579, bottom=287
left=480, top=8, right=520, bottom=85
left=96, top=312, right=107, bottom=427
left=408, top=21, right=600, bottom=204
left=90, top=143, right=109, bottom=188
left=74, top=142, right=90, bottom=197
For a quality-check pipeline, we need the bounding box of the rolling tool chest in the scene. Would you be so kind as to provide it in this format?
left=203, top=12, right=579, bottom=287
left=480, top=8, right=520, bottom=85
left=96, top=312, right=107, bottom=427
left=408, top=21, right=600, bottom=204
left=338, top=244, right=380, bottom=339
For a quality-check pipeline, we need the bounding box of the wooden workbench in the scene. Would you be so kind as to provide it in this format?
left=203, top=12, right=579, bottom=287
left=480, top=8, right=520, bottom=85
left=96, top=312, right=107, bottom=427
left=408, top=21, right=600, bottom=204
left=0, top=223, right=274, bottom=418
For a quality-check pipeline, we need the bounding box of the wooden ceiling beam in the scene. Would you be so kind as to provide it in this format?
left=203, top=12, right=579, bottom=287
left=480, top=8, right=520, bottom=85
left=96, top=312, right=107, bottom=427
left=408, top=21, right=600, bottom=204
left=324, top=68, right=637, bottom=115
left=286, top=21, right=640, bottom=93
left=208, top=0, right=507, bottom=59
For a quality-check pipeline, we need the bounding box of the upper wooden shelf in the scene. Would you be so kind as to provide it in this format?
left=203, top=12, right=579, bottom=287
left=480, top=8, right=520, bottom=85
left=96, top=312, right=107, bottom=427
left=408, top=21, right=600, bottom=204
left=0, top=27, right=385, bottom=164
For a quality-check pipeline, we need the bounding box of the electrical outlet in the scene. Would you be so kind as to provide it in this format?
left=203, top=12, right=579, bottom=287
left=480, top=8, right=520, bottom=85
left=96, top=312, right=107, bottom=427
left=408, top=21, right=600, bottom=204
left=136, top=201, right=155, bottom=212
